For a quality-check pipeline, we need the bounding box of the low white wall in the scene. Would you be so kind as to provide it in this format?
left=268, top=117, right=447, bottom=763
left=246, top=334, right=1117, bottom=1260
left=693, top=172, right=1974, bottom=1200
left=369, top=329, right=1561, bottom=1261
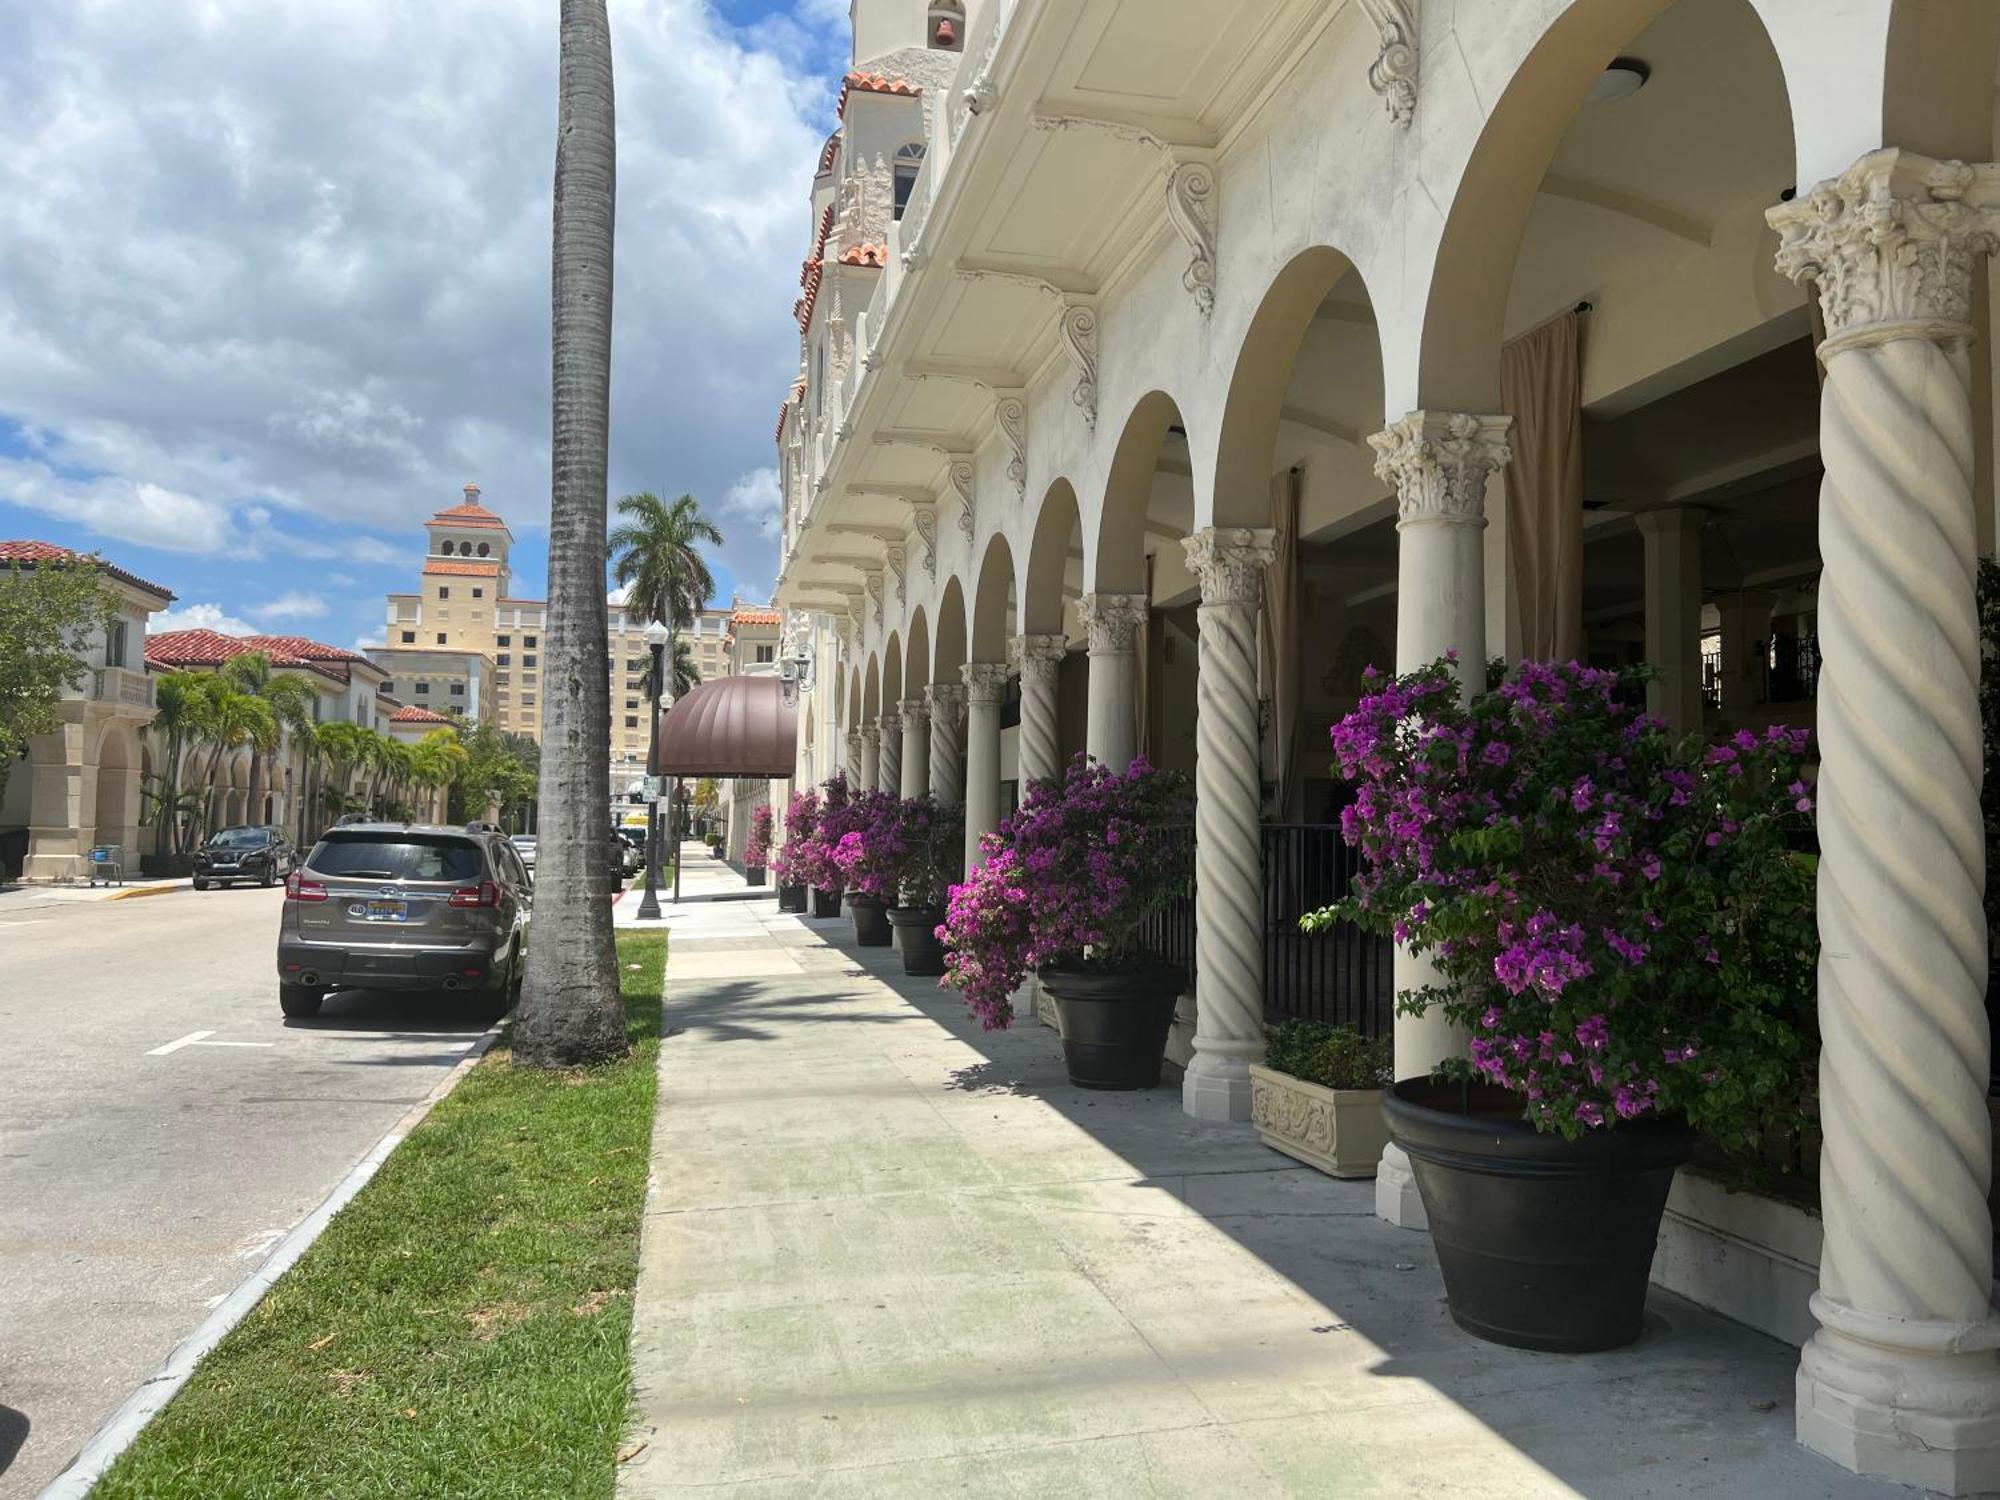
left=1649, top=1170, right=1821, bottom=1348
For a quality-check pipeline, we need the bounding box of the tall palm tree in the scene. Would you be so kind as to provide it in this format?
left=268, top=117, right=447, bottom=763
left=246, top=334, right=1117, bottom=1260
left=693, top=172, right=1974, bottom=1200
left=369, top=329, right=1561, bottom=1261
left=517, top=0, right=624, bottom=1068
left=641, top=636, right=701, bottom=704
left=609, top=491, right=723, bottom=657
left=222, top=652, right=319, bottom=828
left=195, top=680, right=275, bottom=834
left=315, top=722, right=370, bottom=820
left=150, top=670, right=209, bottom=854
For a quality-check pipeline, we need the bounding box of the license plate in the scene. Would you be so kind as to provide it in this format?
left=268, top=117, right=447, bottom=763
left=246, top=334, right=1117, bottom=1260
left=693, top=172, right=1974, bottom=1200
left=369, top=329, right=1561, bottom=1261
left=355, top=899, right=408, bottom=922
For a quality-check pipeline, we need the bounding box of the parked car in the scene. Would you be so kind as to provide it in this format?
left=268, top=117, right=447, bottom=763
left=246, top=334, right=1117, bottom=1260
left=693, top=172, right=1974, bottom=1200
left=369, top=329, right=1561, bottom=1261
left=276, top=822, right=533, bottom=1019
left=193, top=826, right=295, bottom=890
left=509, top=833, right=537, bottom=874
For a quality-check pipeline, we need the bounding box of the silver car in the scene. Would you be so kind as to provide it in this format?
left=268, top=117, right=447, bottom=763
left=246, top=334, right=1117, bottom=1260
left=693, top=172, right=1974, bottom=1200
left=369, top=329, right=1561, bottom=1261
left=276, top=823, right=532, bottom=1019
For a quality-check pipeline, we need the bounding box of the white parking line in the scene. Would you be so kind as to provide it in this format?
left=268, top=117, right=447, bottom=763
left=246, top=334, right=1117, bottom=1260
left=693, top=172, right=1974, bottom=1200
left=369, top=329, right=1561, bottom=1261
left=147, top=1030, right=215, bottom=1055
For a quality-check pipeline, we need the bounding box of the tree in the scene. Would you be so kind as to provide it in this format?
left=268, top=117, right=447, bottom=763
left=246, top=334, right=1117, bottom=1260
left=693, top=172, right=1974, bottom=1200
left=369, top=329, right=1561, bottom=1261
left=642, top=635, right=701, bottom=703
left=192, top=679, right=276, bottom=834
left=149, top=669, right=210, bottom=853
left=314, top=722, right=371, bottom=820
left=449, top=723, right=536, bottom=826
left=516, top=0, right=624, bottom=1068
left=221, top=651, right=319, bottom=828
left=609, top=491, right=722, bottom=648
left=0, top=557, right=115, bottom=807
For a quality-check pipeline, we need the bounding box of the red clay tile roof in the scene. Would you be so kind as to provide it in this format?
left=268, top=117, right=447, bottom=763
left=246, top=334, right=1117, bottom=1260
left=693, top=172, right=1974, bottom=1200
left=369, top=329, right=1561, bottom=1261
left=731, top=606, right=783, bottom=625
left=816, top=131, right=841, bottom=177
left=429, top=503, right=509, bottom=529
left=390, top=703, right=454, bottom=724
left=144, top=629, right=355, bottom=684
left=0, top=539, right=175, bottom=601
left=838, top=243, right=888, bottom=268
left=838, top=71, right=921, bottom=117
left=422, top=559, right=502, bottom=577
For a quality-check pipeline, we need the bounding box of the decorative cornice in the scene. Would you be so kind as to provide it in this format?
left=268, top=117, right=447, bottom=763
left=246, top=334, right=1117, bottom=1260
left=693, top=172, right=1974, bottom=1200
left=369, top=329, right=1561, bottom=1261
left=1166, top=160, right=1218, bottom=316
left=1358, top=0, right=1418, bottom=129
left=1768, top=148, right=2000, bottom=357
left=1184, top=528, right=1279, bottom=607
left=1369, top=410, right=1512, bottom=528
left=962, top=660, right=1011, bottom=704
left=1009, top=632, right=1068, bottom=686
left=994, top=389, right=1027, bottom=496
left=1077, top=592, right=1149, bottom=653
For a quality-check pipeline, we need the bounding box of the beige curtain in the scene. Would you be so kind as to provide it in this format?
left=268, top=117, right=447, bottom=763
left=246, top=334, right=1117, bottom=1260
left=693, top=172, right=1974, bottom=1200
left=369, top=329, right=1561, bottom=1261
left=1259, top=468, right=1301, bottom=819
left=1500, top=310, right=1584, bottom=662
left=1135, top=552, right=1153, bottom=761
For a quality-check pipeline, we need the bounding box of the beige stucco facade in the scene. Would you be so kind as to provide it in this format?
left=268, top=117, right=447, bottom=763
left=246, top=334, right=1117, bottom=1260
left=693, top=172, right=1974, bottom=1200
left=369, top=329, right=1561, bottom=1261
left=771, top=0, right=2000, bottom=1490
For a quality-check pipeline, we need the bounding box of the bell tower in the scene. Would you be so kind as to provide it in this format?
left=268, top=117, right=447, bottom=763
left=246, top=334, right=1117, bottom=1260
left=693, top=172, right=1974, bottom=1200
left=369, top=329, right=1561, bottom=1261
left=849, top=0, right=964, bottom=67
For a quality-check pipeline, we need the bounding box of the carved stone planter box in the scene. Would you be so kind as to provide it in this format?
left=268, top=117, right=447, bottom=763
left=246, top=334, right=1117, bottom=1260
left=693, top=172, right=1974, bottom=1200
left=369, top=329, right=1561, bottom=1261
left=1249, top=1065, right=1389, bottom=1179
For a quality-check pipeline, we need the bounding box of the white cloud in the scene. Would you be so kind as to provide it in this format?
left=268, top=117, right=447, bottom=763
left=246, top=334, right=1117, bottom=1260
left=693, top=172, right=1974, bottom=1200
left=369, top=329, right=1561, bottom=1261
left=252, top=589, right=328, bottom=621
left=149, top=601, right=260, bottom=636
left=0, top=0, right=838, bottom=594
left=721, top=466, right=782, bottom=537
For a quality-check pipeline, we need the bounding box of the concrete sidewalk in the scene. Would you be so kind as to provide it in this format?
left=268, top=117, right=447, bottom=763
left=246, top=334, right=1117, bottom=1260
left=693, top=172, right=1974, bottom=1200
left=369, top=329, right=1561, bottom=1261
left=620, top=902, right=1894, bottom=1499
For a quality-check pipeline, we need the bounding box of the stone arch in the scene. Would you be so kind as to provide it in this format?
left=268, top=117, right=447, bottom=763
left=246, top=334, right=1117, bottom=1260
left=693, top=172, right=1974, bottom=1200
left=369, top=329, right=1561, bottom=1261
left=1212, top=245, right=1383, bottom=524
left=862, top=652, right=881, bottom=723
left=1091, top=391, right=1187, bottom=594
left=846, top=660, right=863, bottom=735
left=1024, top=479, right=1081, bottom=635
left=904, top=606, right=931, bottom=695
left=91, top=719, right=142, bottom=857
left=1414, top=0, right=1804, bottom=411
left=882, top=630, right=903, bottom=710
left=934, top=575, right=968, bottom=683
left=970, top=533, right=1015, bottom=663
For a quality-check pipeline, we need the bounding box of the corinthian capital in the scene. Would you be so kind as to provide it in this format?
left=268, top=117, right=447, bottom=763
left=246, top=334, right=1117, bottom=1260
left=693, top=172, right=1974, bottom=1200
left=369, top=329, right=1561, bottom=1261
left=1370, top=411, right=1511, bottom=528
left=1077, top=592, right=1148, bottom=653
left=926, top=680, right=966, bottom=721
left=961, top=661, right=1011, bottom=705
left=1009, top=632, right=1069, bottom=686
left=896, top=696, right=929, bottom=728
left=1184, top=527, right=1278, bottom=607
left=1768, top=148, right=2000, bottom=354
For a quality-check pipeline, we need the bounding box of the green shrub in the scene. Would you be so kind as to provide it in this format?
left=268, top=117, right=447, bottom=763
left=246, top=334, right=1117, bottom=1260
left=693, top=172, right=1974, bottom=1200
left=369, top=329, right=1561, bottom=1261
left=1264, top=1019, right=1392, bottom=1091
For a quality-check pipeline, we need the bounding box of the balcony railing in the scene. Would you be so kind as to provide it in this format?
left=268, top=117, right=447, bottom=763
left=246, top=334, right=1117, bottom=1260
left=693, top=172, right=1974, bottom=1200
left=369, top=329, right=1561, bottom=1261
left=1130, top=823, right=1394, bottom=1037
left=71, top=665, right=155, bottom=710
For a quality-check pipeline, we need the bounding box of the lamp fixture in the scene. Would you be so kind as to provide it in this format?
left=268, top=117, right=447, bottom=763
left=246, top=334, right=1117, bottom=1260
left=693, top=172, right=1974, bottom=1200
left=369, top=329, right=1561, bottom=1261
left=1588, top=57, right=1650, bottom=104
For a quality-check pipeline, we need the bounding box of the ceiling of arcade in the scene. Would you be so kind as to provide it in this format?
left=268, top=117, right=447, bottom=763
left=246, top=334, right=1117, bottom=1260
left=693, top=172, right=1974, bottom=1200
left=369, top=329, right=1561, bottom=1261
left=805, top=0, right=1823, bottom=649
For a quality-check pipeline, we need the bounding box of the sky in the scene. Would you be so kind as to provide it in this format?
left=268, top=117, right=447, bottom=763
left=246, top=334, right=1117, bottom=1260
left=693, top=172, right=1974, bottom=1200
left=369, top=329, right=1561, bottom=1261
left=0, top=0, right=852, bottom=650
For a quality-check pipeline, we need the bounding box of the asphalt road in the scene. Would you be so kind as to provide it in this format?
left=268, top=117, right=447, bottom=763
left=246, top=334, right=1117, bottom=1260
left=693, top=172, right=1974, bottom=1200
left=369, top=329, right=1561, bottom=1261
left=0, top=882, right=498, bottom=1498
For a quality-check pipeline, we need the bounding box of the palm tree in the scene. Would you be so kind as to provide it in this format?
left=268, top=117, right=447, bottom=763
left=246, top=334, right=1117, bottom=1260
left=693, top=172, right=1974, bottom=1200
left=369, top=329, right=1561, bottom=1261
left=194, top=680, right=275, bottom=834
left=315, top=722, right=370, bottom=821
left=642, top=636, right=701, bottom=703
left=516, top=0, right=624, bottom=1068
left=609, top=491, right=722, bottom=653
left=149, top=670, right=209, bottom=854
left=222, top=652, right=319, bottom=828
left=411, top=729, right=468, bottom=822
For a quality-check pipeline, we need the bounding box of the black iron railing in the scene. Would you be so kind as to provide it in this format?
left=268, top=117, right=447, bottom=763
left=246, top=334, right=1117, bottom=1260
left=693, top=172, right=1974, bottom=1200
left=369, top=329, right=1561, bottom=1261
left=1128, top=822, right=1393, bottom=1036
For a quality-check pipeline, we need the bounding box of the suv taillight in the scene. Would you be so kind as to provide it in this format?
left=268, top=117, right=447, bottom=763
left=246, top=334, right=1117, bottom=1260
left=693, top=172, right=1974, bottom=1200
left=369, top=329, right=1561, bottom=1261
left=449, top=881, right=501, bottom=908
left=285, top=873, right=329, bottom=902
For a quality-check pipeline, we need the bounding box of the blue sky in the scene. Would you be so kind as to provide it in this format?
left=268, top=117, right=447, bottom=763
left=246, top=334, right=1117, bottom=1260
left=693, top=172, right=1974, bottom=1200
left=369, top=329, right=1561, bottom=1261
left=0, top=0, right=850, bottom=649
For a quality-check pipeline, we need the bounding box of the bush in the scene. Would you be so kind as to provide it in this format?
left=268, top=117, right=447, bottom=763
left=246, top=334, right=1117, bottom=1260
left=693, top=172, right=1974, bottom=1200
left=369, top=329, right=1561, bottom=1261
left=1264, top=1020, right=1392, bottom=1091
left=746, top=803, right=773, bottom=869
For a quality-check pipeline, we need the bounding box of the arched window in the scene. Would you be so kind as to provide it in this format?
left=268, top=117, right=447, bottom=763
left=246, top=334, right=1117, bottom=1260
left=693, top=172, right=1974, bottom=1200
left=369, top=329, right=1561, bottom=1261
left=893, top=142, right=926, bottom=221
left=927, top=2, right=963, bottom=50
left=477, top=542, right=491, bottom=557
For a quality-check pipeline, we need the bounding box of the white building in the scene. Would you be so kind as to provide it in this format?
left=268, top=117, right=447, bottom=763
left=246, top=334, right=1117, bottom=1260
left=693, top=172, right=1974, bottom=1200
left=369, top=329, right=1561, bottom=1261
left=769, top=0, right=2000, bottom=1491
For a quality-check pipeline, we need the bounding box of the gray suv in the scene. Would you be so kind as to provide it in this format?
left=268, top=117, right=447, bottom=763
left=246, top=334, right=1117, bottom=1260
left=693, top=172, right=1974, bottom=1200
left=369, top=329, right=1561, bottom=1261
left=277, top=823, right=532, bottom=1019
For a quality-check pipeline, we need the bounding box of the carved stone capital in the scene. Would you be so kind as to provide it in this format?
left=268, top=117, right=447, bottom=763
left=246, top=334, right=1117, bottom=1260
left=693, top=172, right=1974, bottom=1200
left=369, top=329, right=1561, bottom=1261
left=896, top=696, right=930, bottom=727
left=1768, top=148, right=2000, bottom=356
left=1077, top=592, right=1149, bottom=654
left=926, top=680, right=966, bottom=720
left=1184, top=528, right=1278, bottom=608
left=878, top=710, right=901, bottom=736
left=1009, top=632, right=1069, bottom=687
left=1358, top=0, right=1418, bottom=128
left=859, top=723, right=881, bottom=750
left=1369, top=410, right=1512, bottom=528
left=961, top=660, right=1011, bottom=706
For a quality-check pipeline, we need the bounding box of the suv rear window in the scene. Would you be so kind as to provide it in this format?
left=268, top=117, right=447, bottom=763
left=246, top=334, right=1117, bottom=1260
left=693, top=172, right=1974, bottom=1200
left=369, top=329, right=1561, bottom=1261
left=308, top=834, right=485, bottom=882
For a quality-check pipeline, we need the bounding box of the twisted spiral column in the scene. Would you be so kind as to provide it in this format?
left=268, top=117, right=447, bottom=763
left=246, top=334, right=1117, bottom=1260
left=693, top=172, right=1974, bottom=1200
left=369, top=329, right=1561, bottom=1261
left=859, top=723, right=882, bottom=794
left=1770, top=149, right=2000, bottom=1493
left=1182, top=529, right=1278, bottom=1122
left=1077, top=593, right=1147, bottom=772
left=962, top=663, right=1009, bottom=873
left=927, top=682, right=965, bottom=808
left=1368, top=408, right=1513, bottom=1222
left=897, top=698, right=930, bottom=800
left=877, top=711, right=902, bottom=795
left=1012, top=634, right=1069, bottom=785
left=844, top=730, right=864, bottom=788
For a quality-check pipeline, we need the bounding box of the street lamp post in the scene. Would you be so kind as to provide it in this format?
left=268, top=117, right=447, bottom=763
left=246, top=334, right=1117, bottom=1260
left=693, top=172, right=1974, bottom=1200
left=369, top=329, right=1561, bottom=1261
left=636, top=620, right=670, bottom=921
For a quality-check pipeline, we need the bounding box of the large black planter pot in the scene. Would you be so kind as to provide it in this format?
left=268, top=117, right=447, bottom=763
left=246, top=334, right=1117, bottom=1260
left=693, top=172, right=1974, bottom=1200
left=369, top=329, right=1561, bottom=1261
left=1038, top=961, right=1184, bottom=1090
left=745, top=866, right=767, bottom=888
left=888, top=906, right=946, bottom=976
left=846, top=892, right=893, bottom=947
left=811, top=886, right=844, bottom=919
left=1383, top=1078, right=1693, bottom=1353
left=777, top=882, right=808, bottom=914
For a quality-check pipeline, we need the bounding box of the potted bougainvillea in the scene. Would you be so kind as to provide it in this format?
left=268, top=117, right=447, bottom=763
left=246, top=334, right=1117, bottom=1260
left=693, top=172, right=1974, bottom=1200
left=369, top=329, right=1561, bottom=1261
left=942, top=756, right=1192, bottom=1088
left=1311, top=658, right=1816, bottom=1352
left=831, top=789, right=902, bottom=946
left=745, top=802, right=772, bottom=887
left=887, top=797, right=962, bottom=977
left=787, top=772, right=851, bottom=918
left=771, top=787, right=815, bottom=913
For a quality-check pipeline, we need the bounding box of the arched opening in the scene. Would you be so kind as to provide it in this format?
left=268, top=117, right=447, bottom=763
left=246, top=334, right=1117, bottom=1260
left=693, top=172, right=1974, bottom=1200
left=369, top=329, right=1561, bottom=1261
left=92, top=722, right=141, bottom=860
left=970, top=535, right=1015, bottom=666
left=934, top=576, right=968, bottom=687
left=1025, top=480, right=1086, bottom=768
left=904, top=607, right=931, bottom=697
left=893, top=142, right=926, bottom=221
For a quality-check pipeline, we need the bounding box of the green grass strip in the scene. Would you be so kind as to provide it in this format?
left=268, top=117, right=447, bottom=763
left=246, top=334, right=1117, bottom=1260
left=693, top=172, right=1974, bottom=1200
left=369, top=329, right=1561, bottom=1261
left=96, top=932, right=667, bottom=1500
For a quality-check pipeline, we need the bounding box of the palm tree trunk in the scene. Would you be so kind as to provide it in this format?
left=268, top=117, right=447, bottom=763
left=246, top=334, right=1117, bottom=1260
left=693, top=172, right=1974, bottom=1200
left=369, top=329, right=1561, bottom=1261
left=517, top=0, right=623, bottom=1067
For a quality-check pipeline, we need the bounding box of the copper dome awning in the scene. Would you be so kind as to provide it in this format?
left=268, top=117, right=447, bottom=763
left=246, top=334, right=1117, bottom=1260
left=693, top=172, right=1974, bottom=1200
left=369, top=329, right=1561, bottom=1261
left=651, top=674, right=797, bottom=779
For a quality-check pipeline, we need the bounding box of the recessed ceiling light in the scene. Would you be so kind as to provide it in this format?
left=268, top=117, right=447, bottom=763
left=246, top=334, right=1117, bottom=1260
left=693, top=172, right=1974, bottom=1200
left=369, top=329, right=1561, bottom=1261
left=1589, top=57, right=1651, bottom=104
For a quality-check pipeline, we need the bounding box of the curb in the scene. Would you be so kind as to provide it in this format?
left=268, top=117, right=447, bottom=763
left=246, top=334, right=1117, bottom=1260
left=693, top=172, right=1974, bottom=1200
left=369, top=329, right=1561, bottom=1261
left=37, top=1017, right=509, bottom=1500
left=107, top=884, right=184, bottom=902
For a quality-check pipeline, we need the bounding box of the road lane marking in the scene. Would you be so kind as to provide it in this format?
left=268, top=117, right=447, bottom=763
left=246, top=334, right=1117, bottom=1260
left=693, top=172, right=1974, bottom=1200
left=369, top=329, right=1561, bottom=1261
left=148, top=1030, right=215, bottom=1055
left=197, top=1040, right=275, bottom=1048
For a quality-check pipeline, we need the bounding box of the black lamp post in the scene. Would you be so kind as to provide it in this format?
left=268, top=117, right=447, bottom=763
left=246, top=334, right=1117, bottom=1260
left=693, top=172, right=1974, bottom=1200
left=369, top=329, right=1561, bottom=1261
left=636, top=621, right=669, bottom=921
